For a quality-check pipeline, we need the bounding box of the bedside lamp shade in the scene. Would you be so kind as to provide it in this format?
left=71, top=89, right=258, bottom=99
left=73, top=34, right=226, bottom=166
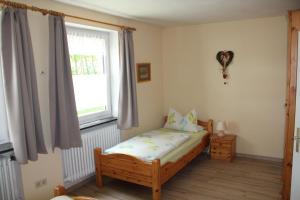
left=216, top=121, right=226, bottom=136
left=216, top=121, right=225, bottom=131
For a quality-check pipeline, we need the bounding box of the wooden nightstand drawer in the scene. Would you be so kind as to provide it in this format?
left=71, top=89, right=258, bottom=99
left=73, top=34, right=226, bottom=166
left=211, top=148, right=231, bottom=155
left=211, top=146, right=231, bottom=152
left=212, top=137, right=234, bottom=143
left=210, top=134, right=236, bottom=162
left=212, top=143, right=232, bottom=148
left=211, top=153, right=231, bottom=161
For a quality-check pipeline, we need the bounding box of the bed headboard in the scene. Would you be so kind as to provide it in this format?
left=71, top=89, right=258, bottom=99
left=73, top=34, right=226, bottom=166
left=164, top=116, right=213, bottom=134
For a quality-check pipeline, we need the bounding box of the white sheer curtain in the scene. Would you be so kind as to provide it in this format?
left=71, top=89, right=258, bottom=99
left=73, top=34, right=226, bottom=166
left=0, top=11, right=9, bottom=144
left=0, top=58, right=9, bottom=144
left=66, top=25, right=113, bottom=123
left=67, top=26, right=108, bottom=56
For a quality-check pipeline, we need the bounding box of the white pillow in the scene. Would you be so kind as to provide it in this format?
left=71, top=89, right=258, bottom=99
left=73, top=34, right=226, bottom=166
left=164, top=108, right=203, bottom=132
left=164, top=108, right=182, bottom=130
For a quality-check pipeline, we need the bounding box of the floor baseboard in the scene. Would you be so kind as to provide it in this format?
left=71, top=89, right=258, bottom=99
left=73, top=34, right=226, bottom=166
left=66, top=175, right=95, bottom=192
left=236, top=153, right=283, bottom=163
left=66, top=152, right=282, bottom=193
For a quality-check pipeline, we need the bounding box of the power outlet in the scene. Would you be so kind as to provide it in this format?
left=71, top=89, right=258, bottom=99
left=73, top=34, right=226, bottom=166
left=35, top=178, right=47, bottom=188
left=41, top=178, right=47, bottom=185
left=35, top=181, right=41, bottom=188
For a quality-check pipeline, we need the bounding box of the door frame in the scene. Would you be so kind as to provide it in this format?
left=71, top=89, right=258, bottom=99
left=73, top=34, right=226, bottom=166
left=283, top=9, right=300, bottom=200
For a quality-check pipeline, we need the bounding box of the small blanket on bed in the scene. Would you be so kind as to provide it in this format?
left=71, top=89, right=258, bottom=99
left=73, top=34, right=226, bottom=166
left=105, top=129, right=190, bottom=161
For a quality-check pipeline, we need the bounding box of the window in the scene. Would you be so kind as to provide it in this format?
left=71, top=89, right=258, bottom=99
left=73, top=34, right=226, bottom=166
left=0, top=10, right=9, bottom=144
left=66, top=24, right=119, bottom=125
left=0, top=54, right=9, bottom=144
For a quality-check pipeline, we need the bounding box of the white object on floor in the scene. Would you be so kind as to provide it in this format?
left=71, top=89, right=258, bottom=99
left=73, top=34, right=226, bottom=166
left=50, top=195, right=73, bottom=200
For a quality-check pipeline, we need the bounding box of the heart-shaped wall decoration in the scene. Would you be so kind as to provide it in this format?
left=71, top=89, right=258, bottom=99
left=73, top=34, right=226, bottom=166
left=216, top=51, right=234, bottom=68
left=216, top=50, right=234, bottom=84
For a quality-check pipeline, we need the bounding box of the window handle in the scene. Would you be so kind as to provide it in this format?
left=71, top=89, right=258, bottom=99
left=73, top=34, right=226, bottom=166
left=295, top=128, right=300, bottom=153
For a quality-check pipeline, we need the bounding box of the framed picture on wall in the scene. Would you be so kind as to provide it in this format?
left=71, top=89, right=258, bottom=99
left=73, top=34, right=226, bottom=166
left=136, top=63, right=151, bottom=82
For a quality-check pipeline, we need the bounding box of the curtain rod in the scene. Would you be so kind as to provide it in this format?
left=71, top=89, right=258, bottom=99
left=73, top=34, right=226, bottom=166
left=0, top=0, right=136, bottom=31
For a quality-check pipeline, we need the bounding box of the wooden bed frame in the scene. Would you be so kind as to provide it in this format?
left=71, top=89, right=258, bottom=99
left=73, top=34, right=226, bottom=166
left=53, top=185, right=96, bottom=200
left=94, top=118, right=213, bottom=200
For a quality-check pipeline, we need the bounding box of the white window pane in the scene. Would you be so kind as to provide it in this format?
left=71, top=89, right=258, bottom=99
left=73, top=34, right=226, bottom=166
left=0, top=10, right=9, bottom=144
left=72, top=73, right=108, bottom=117
left=0, top=54, right=9, bottom=144
left=67, top=25, right=112, bottom=123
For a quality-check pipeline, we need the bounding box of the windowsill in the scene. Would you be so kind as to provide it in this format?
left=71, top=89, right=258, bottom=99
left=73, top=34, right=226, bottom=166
left=0, top=142, right=13, bottom=155
left=80, top=117, right=117, bottom=130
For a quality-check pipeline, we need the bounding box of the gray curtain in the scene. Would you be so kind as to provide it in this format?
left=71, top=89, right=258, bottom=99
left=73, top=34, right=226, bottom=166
left=117, top=29, right=139, bottom=129
left=1, top=8, right=47, bottom=164
left=49, top=15, right=82, bottom=150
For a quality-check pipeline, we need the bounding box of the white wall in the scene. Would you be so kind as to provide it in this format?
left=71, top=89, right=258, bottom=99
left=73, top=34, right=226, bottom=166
left=162, top=16, right=287, bottom=159
left=20, top=10, right=64, bottom=200
left=14, top=1, right=164, bottom=199
left=10, top=1, right=287, bottom=199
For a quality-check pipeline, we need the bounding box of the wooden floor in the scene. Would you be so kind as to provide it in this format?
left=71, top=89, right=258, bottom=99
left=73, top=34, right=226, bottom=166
left=70, top=155, right=282, bottom=200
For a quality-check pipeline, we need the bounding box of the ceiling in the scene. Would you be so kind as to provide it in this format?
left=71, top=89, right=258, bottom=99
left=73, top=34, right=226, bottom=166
left=55, top=0, right=300, bottom=26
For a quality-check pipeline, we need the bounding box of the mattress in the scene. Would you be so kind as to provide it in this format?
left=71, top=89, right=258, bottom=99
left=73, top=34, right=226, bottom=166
left=159, top=128, right=207, bottom=165
left=105, top=128, right=207, bottom=165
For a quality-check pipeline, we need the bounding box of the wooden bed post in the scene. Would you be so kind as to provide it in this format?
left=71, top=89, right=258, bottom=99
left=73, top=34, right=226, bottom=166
left=54, top=185, right=66, bottom=196
left=207, top=119, right=213, bottom=134
left=94, top=148, right=103, bottom=188
left=152, top=159, right=161, bottom=200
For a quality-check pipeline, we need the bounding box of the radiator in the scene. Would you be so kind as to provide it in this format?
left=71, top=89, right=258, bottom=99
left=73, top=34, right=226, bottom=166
left=62, top=122, right=121, bottom=187
left=0, top=155, right=23, bottom=200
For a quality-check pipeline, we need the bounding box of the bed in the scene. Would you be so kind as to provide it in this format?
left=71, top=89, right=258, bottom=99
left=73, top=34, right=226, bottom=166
left=94, top=117, right=213, bottom=200
left=52, top=185, right=96, bottom=200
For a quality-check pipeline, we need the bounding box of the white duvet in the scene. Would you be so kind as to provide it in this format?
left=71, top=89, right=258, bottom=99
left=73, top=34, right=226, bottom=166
left=105, top=129, right=190, bottom=161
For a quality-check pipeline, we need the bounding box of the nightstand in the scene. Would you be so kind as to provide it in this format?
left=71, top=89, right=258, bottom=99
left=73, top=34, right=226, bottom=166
left=210, top=134, right=236, bottom=162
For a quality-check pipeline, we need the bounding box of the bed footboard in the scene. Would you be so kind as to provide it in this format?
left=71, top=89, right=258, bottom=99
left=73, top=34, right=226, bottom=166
left=94, top=148, right=161, bottom=200
left=53, top=185, right=97, bottom=200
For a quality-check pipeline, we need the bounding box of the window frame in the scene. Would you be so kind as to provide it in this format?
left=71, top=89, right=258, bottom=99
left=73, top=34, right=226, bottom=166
left=66, top=24, right=114, bottom=125
left=0, top=27, right=9, bottom=145
left=0, top=80, right=9, bottom=144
